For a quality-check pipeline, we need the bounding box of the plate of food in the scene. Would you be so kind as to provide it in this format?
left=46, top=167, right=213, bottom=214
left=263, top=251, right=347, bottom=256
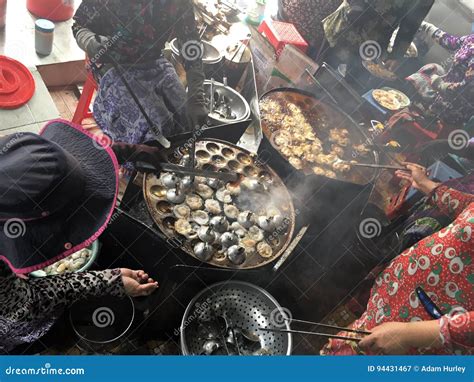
left=30, top=241, right=99, bottom=277
left=362, top=60, right=398, bottom=81
left=382, top=87, right=411, bottom=108
left=372, top=89, right=402, bottom=111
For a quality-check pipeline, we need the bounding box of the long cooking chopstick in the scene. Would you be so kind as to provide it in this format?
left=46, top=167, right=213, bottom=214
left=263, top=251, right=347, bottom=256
left=262, top=314, right=370, bottom=335
left=259, top=328, right=363, bottom=342
left=285, top=318, right=371, bottom=335
left=348, top=162, right=406, bottom=171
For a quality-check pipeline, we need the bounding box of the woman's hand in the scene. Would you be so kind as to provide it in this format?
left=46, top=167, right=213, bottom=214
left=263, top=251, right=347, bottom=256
left=359, top=320, right=442, bottom=355
left=120, top=268, right=158, bottom=297
left=395, top=162, right=440, bottom=195
left=359, top=322, right=412, bottom=355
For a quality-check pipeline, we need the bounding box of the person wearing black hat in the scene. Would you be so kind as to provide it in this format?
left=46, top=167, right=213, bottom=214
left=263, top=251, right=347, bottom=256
left=0, top=120, right=160, bottom=353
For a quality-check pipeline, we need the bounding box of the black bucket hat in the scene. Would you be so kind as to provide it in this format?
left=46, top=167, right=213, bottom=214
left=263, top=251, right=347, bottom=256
left=0, top=119, right=119, bottom=274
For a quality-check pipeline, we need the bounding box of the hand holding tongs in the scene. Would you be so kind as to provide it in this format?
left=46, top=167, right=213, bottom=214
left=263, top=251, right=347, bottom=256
left=259, top=316, right=370, bottom=343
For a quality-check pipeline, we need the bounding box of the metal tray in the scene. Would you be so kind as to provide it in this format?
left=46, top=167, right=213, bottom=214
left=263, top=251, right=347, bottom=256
left=259, top=88, right=378, bottom=185
left=143, top=139, right=296, bottom=270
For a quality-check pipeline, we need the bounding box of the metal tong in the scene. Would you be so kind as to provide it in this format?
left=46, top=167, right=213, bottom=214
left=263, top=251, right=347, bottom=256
left=260, top=316, right=370, bottom=342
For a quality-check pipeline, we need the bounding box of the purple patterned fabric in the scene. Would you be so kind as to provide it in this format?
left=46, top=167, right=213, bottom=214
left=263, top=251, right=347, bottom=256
left=93, top=58, right=190, bottom=145
left=407, top=31, right=474, bottom=125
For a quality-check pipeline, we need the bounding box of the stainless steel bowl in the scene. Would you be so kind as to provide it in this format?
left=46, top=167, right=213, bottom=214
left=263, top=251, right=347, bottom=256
left=204, top=80, right=251, bottom=126
left=180, top=281, right=292, bottom=355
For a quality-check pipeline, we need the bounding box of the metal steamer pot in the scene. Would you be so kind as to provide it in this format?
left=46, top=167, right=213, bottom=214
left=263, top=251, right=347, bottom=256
left=180, top=281, right=292, bottom=356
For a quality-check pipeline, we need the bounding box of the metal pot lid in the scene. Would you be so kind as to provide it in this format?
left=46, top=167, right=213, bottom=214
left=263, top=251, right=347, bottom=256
left=69, top=296, right=135, bottom=344
left=170, top=38, right=223, bottom=64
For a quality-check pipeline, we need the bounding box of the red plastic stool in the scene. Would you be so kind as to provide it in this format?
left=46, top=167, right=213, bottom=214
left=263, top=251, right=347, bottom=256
left=386, top=184, right=411, bottom=220
left=258, top=20, right=308, bottom=58
left=72, top=73, right=97, bottom=125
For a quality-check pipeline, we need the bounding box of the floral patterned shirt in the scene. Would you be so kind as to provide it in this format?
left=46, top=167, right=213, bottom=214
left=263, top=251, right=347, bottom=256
left=322, top=186, right=474, bottom=355
left=0, top=263, right=125, bottom=353
left=322, top=0, right=434, bottom=61
left=73, top=0, right=201, bottom=68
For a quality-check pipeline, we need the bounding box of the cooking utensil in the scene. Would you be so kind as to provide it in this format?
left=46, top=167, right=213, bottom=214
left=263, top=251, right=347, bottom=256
left=259, top=88, right=379, bottom=185
left=222, top=312, right=242, bottom=355
left=264, top=316, right=371, bottom=335
left=273, top=225, right=308, bottom=272
left=143, top=139, right=296, bottom=270
left=362, top=60, right=398, bottom=81
left=259, top=328, right=364, bottom=342
left=204, top=80, right=251, bottom=126
left=136, top=162, right=238, bottom=183
left=345, top=162, right=406, bottom=171
left=261, top=313, right=371, bottom=336
left=69, top=295, right=136, bottom=353
left=180, top=281, right=292, bottom=355
left=237, top=329, right=261, bottom=344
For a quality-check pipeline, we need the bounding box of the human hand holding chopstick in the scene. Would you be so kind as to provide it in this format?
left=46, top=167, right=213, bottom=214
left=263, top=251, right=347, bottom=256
left=395, top=162, right=440, bottom=195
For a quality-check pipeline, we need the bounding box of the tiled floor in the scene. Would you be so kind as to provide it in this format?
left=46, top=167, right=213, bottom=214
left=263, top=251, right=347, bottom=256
left=0, top=67, right=59, bottom=135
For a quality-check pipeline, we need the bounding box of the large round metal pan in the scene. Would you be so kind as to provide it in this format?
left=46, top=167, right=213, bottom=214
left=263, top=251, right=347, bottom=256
left=143, top=139, right=296, bottom=270
left=259, top=87, right=379, bottom=186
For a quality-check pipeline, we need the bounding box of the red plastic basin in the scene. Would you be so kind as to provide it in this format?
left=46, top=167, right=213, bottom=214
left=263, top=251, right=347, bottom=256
left=27, top=0, right=74, bottom=22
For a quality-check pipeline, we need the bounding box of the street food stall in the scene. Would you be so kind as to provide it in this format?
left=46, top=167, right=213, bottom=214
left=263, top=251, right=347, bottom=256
left=2, top=0, right=472, bottom=360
